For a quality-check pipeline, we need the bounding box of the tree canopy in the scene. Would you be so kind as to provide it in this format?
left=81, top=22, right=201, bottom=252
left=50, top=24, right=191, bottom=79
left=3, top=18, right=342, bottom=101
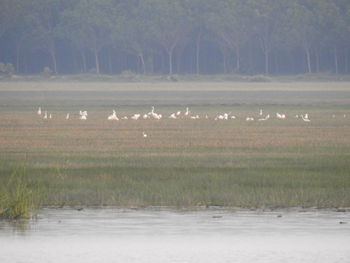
left=0, top=0, right=349, bottom=75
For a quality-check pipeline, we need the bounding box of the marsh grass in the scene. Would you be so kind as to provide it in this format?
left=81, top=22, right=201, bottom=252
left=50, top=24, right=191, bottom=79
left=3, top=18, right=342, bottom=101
left=0, top=165, right=43, bottom=219
left=0, top=81, right=350, bottom=209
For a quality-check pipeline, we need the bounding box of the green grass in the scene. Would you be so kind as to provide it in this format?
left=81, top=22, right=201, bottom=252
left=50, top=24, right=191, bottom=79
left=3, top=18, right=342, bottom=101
left=0, top=166, right=43, bottom=219
left=0, top=81, right=350, bottom=214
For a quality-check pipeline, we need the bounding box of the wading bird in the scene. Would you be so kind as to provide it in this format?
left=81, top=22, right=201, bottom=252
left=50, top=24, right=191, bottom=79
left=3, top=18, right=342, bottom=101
left=108, top=110, right=118, bottom=120
left=37, top=107, right=42, bottom=115
left=276, top=113, right=286, bottom=119
left=131, top=114, right=141, bottom=120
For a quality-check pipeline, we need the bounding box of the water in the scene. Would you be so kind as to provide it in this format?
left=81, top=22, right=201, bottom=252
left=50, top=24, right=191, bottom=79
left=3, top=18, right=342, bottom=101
left=0, top=208, right=349, bottom=262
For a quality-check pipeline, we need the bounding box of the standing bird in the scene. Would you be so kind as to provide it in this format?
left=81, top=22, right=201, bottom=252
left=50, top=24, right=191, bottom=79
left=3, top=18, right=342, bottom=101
left=43, top=111, right=48, bottom=119
left=108, top=110, right=118, bottom=120
left=37, top=107, right=42, bottom=115
left=131, top=114, right=141, bottom=120
left=301, top=114, right=310, bottom=122
left=276, top=113, right=286, bottom=119
left=66, top=113, right=70, bottom=120
left=79, top=110, right=88, bottom=120
left=142, top=131, right=148, bottom=138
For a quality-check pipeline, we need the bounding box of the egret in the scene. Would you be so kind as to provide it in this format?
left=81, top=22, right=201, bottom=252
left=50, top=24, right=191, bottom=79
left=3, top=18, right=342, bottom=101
left=108, top=110, right=118, bottom=120
left=276, top=113, right=286, bottom=119
left=301, top=114, right=310, bottom=122
left=43, top=111, right=48, bottom=119
left=66, top=113, right=70, bottom=120
left=169, top=113, right=177, bottom=119
left=258, top=114, right=270, bottom=121
left=185, top=107, right=190, bottom=116
left=131, top=114, right=141, bottom=120
left=37, top=107, right=42, bottom=115
left=79, top=110, right=88, bottom=120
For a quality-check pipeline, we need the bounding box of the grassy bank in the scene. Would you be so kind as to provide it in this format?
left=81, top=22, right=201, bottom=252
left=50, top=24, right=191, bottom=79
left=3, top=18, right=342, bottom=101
left=0, top=166, right=43, bottom=219
left=0, top=81, right=350, bottom=216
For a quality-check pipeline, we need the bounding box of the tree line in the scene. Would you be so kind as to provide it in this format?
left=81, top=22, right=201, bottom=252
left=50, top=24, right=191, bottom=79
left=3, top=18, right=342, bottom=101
left=0, top=0, right=349, bottom=75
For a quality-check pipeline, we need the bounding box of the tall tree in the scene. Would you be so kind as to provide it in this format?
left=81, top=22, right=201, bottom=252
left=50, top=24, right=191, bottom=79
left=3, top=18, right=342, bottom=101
left=60, top=0, right=114, bottom=74
left=209, top=0, right=253, bottom=73
left=141, top=0, right=191, bottom=74
left=249, top=0, right=289, bottom=74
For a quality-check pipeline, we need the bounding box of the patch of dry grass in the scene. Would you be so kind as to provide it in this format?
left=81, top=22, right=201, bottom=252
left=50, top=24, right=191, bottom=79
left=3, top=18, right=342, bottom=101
left=0, top=82, right=350, bottom=209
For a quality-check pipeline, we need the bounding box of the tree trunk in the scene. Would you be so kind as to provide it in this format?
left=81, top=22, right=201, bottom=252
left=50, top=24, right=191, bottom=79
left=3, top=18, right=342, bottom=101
left=334, top=47, right=339, bottom=74
left=80, top=50, right=87, bottom=73
left=49, top=46, right=58, bottom=74
left=264, top=49, right=269, bottom=75
left=94, top=48, right=100, bottom=74
left=315, top=49, right=320, bottom=73
left=16, top=42, right=20, bottom=73
left=108, top=53, right=113, bottom=74
left=196, top=31, right=202, bottom=75
left=167, top=48, right=173, bottom=75
left=305, top=47, right=312, bottom=73
left=139, top=52, right=146, bottom=74
left=235, top=46, right=240, bottom=73
left=345, top=48, right=349, bottom=74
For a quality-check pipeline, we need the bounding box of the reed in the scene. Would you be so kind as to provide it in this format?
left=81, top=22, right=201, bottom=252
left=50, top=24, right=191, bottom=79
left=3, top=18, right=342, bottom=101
left=0, top=81, right=349, bottom=209
left=0, top=166, right=43, bottom=219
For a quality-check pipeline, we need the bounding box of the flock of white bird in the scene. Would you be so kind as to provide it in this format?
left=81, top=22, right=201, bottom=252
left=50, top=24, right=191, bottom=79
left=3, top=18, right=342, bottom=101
left=36, top=106, right=317, bottom=138
left=37, top=106, right=313, bottom=123
left=36, top=106, right=350, bottom=137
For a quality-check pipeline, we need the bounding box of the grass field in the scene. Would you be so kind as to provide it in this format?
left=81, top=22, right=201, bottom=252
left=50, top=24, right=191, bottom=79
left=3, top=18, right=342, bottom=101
left=0, top=81, right=350, bottom=213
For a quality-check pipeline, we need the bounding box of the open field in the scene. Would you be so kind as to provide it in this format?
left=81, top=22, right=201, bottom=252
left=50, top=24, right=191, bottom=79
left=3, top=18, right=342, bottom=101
left=1, top=81, right=350, bottom=210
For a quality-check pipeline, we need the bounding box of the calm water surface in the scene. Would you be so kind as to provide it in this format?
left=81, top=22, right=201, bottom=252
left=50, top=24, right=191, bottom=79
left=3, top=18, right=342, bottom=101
left=0, top=208, right=349, bottom=263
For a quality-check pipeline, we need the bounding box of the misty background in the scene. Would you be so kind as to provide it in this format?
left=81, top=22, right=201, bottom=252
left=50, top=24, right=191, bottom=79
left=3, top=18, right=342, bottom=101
left=0, top=0, right=349, bottom=76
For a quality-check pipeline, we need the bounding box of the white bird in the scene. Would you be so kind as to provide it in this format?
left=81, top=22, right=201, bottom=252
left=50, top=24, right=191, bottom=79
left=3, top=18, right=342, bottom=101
left=246, top=117, right=254, bottom=121
left=142, top=131, right=148, bottom=138
left=258, top=114, right=270, bottom=121
left=230, top=115, right=236, bottom=119
left=176, top=111, right=181, bottom=116
left=276, top=113, right=286, bottom=119
left=43, top=111, right=48, bottom=119
left=143, top=114, right=149, bottom=119
left=301, top=114, right=310, bottom=122
left=153, top=113, right=162, bottom=120
left=131, top=114, right=141, bottom=120
left=79, top=110, right=88, bottom=120
left=185, top=107, right=190, bottom=116
left=108, top=110, right=119, bottom=120
left=37, top=107, right=42, bottom=115
left=49, top=114, right=52, bottom=119
left=216, top=114, right=224, bottom=120
left=169, top=113, right=177, bottom=119
left=66, top=113, right=70, bottom=120
left=190, top=115, right=199, bottom=119
left=121, top=116, right=128, bottom=120
left=148, top=106, right=155, bottom=116
left=259, top=109, right=263, bottom=116
left=80, top=110, right=88, bottom=116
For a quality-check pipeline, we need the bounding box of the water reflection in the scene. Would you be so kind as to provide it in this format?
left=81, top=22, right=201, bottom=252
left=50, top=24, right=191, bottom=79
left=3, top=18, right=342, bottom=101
left=0, top=207, right=349, bottom=263
left=0, top=219, right=31, bottom=234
